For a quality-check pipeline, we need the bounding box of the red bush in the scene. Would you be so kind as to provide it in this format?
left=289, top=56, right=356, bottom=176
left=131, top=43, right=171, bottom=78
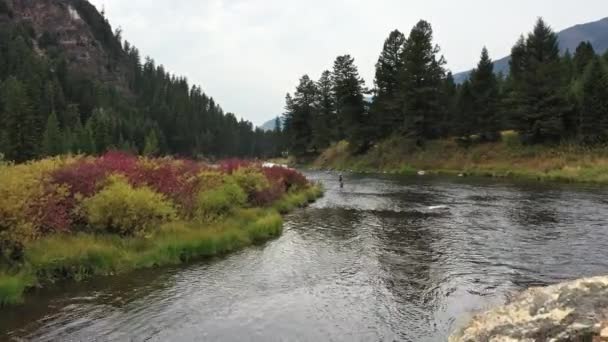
left=51, top=151, right=139, bottom=198
left=129, top=159, right=205, bottom=216
left=27, top=186, right=74, bottom=234
left=262, top=166, right=308, bottom=191
left=218, top=159, right=254, bottom=174
left=251, top=183, right=284, bottom=206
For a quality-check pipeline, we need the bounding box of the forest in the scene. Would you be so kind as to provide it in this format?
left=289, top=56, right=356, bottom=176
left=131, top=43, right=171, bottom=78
left=0, top=2, right=282, bottom=163
left=281, top=18, right=608, bottom=157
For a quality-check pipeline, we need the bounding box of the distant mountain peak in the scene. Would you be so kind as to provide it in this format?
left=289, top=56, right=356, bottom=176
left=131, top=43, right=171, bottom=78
left=454, top=17, right=608, bottom=83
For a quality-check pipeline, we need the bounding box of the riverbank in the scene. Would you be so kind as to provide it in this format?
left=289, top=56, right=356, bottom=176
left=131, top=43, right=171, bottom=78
left=0, top=153, right=322, bottom=307
left=312, top=132, right=608, bottom=184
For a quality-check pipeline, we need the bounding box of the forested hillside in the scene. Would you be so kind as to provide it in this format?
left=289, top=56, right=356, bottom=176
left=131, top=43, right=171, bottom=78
left=0, top=0, right=281, bottom=163
left=281, top=18, right=608, bottom=157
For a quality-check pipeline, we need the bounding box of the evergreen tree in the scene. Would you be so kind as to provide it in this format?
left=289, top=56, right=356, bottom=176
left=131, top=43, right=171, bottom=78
left=511, top=18, right=568, bottom=144
left=454, top=80, right=475, bottom=137
left=372, top=30, right=406, bottom=138
left=42, top=111, right=64, bottom=156
left=509, top=35, right=527, bottom=81
left=1, top=77, right=38, bottom=162
left=578, top=58, right=608, bottom=144
left=573, top=41, right=596, bottom=76
left=440, top=72, right=458, bottom=137
left=331, top=55, right=370, bottom=152
left=311, top=70, right=335, bottom=150
left=469, top=47, right=501, bottom=141
left=399, top=20, right=446, bottom=144
left=561, top=49, right=575, bottom=83
left=283, top=75, right=316, bottom=156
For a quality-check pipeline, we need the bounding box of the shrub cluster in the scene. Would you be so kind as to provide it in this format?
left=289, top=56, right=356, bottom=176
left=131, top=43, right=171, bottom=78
left=0, top=153, right=311, bottom=264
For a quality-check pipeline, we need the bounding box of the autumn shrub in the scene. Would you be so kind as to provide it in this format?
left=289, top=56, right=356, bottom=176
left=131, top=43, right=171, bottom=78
left=83, top=175, right=177, bottom=236
left=27, top=184, right=73, bottom=234
left=51, top=152, right=138, bottom=198
left=130, top=158, right=203, bottom=215
left=263, top=166, right=308, bottom=191
left=251, top=182, right=285, bottom=206
left=195, top=178, right=247, bottom=221
left=0, top=157, right=72, bottom=262
left=232, top=167, right=270, bottom=202
left=218, top=159, right=253, bottom=174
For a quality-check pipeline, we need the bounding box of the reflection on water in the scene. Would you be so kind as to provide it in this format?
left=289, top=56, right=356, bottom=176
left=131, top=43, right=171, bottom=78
left=1, top=172, right=608, bottom=341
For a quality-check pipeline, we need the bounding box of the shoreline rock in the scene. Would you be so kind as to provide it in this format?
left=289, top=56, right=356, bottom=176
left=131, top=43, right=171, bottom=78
left=450, top=276, right=608, bottom=342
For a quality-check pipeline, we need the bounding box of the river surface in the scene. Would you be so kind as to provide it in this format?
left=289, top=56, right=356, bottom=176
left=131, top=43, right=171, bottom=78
left=1, top=172, right=608, bottom=341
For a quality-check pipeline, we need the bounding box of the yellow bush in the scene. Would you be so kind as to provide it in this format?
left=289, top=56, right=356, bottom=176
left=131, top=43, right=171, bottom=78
left=231, top=167, right=270, bottom=196
left=196, top=178, right=247, bottom=222
left=83, top=175, right=177, bottom=236
left=197, top=171, right=226, bottom=190
left=0, top=157, right=76, bottom=250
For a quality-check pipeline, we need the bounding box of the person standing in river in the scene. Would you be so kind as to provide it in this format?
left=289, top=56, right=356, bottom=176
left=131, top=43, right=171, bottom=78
left=339, top=173, right=344, bottom=188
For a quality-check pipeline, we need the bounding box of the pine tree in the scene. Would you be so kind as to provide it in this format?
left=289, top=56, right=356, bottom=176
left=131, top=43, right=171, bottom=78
left=1, top=77, right=38, bottom=162
left=331, top=55, right=370, bottom=152
left=372, top=30, right=406, bottom=139
left=455, top=80, right=475, bottom=138
left=399, top=20, right=446, bottom=144
left=273, top=117, right=282, bottom=133
left=561, top=49, right=574, bottom=83
left=283, top=75, right=316, bottom=156
left=573, top=41, right=596, bottom=76
left=509, top=35, right=527, bottom=81
left=311, top=70, right=335, bottom=150
left=511, top=18, right=568, bottom=144
left=469, top=47, right=501, bottom=141
left=578, top=57, right=608, bottom=144
left=42, top=111, right=64, bottom=156
left=440, top=72, right=458, bottom=137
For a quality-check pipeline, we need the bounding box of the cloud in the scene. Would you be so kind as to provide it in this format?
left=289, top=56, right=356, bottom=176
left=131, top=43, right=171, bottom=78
left=91, top=0, right=608, bottom=125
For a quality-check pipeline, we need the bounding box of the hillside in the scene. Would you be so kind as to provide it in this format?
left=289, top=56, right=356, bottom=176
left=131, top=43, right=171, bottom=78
left=454, top=17, right=608, bottom=83
left=0, top=0, right=279, bottom=162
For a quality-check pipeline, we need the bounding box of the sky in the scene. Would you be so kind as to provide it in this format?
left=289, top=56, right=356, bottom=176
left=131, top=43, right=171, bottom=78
left=89, top=0, right=608, bottom=126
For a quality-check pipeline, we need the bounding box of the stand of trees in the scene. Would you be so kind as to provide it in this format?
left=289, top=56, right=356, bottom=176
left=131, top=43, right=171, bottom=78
left=282, top=18, right=608, bottom=156
left=0, top=6, right=282, bottom=163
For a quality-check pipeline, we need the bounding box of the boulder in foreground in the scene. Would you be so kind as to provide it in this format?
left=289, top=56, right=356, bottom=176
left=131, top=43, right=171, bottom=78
left=450, top=276, right=608, bottom=342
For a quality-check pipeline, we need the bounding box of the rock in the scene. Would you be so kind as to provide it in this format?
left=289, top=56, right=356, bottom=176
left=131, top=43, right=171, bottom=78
left=450, top=276, right=608, bottom=342
left=418, top=170, right=426, bottom=176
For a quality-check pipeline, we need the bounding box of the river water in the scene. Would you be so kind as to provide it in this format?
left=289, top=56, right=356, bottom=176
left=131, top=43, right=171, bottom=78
left=1, top=172, right=608, bottom=341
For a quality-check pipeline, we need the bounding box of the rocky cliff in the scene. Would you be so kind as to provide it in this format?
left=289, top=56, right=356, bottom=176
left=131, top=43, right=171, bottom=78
left=3, top=0, right=129, bottom=91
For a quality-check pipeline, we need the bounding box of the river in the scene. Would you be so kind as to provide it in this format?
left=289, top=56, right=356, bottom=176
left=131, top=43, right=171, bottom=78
left=1, top=171, right=607, bottom=341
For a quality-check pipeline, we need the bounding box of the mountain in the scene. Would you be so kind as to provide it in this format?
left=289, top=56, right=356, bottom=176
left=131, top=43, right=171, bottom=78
left=454, top=17, right=608, bottom=83
left=259, top=117, right=281, bottom=131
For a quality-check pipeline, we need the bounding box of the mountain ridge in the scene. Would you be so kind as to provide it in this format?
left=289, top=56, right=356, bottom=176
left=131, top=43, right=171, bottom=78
left=454, top=17, right=608, bottom=83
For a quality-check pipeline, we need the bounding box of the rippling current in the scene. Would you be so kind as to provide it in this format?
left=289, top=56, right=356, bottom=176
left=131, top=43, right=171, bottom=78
left=1, top=172, right=608, bottom=341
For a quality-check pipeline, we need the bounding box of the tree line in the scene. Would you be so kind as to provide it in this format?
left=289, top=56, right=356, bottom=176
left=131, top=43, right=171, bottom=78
left=281, top=18, right=608, bottom=156
left=0, top=2, right=281, bottom=163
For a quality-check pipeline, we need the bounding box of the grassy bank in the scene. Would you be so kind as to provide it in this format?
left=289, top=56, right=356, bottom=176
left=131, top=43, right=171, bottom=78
left=313, top=132, right=608, bottom=184
left=0, top=153, right=322, bottom=307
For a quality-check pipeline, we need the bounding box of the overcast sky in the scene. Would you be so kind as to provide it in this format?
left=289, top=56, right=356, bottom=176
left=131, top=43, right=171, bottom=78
left=89, top=0, right=607, bottom=126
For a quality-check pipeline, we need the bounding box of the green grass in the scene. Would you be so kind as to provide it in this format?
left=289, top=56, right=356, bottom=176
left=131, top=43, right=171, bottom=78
left=313, top=134, right=608, bottom=184
left=272, top=185, right=324, bottom=214
left=0, top=274, right=28, bottom=306
left=0, top=185, right=323, bottom=307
